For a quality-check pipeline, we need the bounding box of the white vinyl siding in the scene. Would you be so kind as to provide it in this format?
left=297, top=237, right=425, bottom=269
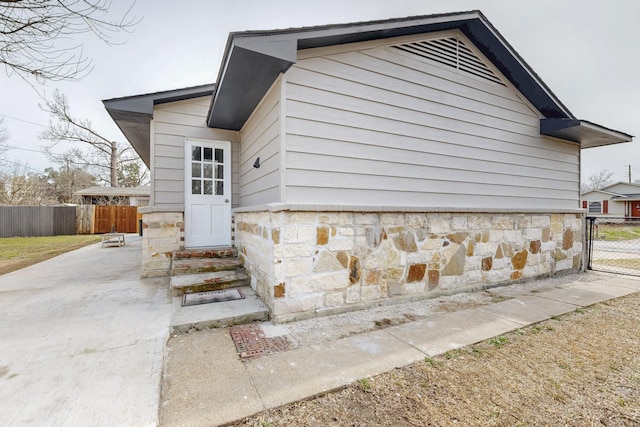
left=239, top=78, right=282, bottom=206
left=283, top=40, right=580, bottom=210
left=152, top=97, right=239, bottom=208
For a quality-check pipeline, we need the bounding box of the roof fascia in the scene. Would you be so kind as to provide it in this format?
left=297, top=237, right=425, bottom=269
left=103, top=84, right=215, bottom=167
left=541, top=118, right=633, bottom=148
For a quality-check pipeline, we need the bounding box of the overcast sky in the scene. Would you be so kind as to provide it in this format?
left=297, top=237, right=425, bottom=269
left=1, top=0, right=638, bottom=185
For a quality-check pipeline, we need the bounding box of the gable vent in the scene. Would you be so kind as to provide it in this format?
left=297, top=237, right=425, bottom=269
left=393, top=37, right=506, bottom=86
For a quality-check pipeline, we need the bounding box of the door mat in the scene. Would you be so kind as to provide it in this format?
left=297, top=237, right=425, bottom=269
left=230, top=324, right=290, bottom=360
left=182, top=288, right=244, bottom=307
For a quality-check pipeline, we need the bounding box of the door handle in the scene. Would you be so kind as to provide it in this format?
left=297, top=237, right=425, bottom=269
left=225, top=199, right=229, bottom=203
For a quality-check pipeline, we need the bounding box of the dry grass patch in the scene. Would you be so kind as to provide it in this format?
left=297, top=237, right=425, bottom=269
left=0, top=235, right=101, bottom=275
left=234, top=294, right=640, bottom=426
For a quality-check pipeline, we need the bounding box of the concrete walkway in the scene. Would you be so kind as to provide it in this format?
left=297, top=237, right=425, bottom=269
left=0, top=236, right=172, bottom=426
left=160, top=272, right=640, bottom=426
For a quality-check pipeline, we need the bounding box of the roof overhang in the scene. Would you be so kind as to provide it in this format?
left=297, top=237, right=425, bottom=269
left=540, top=119, right=633, bottom=148
left=103, top=84, right=215, bottom=166
left=207, top=10, right=575, bottom=130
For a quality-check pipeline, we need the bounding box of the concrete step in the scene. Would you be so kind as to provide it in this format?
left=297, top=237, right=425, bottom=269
left=170, top=286, right=269, bottom=333
left=172, top=257, right=244, bottom=275
left=173, top=247, right=238, bottom=260
left=170, top=269, right=250, bottom=296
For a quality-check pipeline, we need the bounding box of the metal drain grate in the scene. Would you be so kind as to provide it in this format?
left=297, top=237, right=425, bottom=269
left=230, top=324, right=290, bottom=359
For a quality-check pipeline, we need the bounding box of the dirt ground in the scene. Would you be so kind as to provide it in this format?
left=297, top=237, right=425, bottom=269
left=231, top=292, right=640, bottom=426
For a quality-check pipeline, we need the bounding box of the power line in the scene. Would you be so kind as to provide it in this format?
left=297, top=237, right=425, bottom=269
left=0, top=113, right=47, bottom=129
left=5, top=144, right=44, bottom=153
left=1, top=158, right=46, bottom=174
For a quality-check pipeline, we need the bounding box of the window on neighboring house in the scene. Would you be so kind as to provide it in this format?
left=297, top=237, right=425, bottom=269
left=588, top=201, right=602, bottom=213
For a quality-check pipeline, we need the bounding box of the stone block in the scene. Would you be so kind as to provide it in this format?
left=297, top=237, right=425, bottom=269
left=275, top=243, right=315, bottom=258
left=451, top=216, right=468, bottom=230
left=328, top=237, right=355, bottom=252
left=482, top=256, right=493, bottom=271
left=442, top=244, right=466, bottom=276
left=563, top=229, right=574, bottom=250
left=272, top=294, right=324, bottom=316
left=363, top=269, right=382, bottom=286
left=361, top=285, right=382, bottom=302
left=365, top=226, right=385, bottom=248
left=324, top=292, right=344, bottom=307
left=427, top=269, right=439, bottom=289
left=428, top=216, right=451, bottom=234
left=503, top=230, right=524, bottom=244
left=523, top=227, right=542, bottom=240
left=491, top=215, right=515, bottom=230
left=404, top=282, right=425, bottom=295
left=380, top=213, right=404, bottom=225
left=387, top=282, right=404, bottom=296
left=349, top=256, right=362, bottom=284
left=319, top=213, right=341, bottom=224
left=447, top=231, right=469, bottom=244
left=406, top=213, right=428, bottom=228
left=467, top=215, right=491, bottom=229
left=285, top=212, right=317, bottom=224
left=529, top=240, right=541, bottom=254
left=346, top=286, right=361, bottom=303
left=274, top=283, right=285, bottom=298
left=511, top=249, right=528, bottom=270
left=407, top=263, right=426, bottom=282
left=363, top=239, right=399, bottom=270
left=488, top=230, right=504, bottom=243
left=316, top=226, right=330, bottom=245
left=289, top=272, right=350, bottom=296
left=285, top=257, right=312, bottom=277
left=556, top=258, right=573, bottom=271
left=313, top=250, right=344, bottom=273
left=354, top=213, right=379, bottom=225
left=393, top=231, right=418, bottom=252
left=283, top=225, right=315, bottom=244
left=421, top=238, right=444, bottom=250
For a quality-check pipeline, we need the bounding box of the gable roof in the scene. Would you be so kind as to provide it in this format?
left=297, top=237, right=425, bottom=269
left=208, top=10, right=573, bottom=130
left=103, top=84, right=214, bottom=166
left=104, top=11, right=632, bottom=165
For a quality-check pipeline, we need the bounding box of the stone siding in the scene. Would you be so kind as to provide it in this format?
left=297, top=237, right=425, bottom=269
left=141, top=211, right=184, bottom=277
left=235, top=211, right=584, bottom=322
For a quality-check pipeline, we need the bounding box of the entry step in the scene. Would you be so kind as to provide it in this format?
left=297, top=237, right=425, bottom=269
left=170, top=286, right=269, bottom=333
left=170, top=269, right=250, bottom=296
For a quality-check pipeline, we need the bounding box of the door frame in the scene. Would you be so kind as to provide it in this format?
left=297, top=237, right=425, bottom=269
left=184, top=138, right=232, bottom=248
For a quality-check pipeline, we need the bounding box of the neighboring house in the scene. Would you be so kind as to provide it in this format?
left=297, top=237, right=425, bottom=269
left=75, top=186, right=150, bottom=207
left=581, top=182, right=640, bottom=218
left=104, top=11, right=632, bottom=321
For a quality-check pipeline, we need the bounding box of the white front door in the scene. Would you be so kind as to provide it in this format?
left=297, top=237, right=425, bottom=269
left=184, top=139, right=231, bottom=247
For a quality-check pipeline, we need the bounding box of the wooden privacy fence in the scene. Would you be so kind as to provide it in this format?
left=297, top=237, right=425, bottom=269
left=0, top=206, right=76, bottom=237
left=76, top=205, right=139, bottom=234
left=0, top=205, right=139, bottom=237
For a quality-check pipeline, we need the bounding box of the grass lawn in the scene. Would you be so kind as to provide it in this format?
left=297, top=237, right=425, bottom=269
left=593, top=258, right=640, bottom=271
left=597, top=224, right=640, bottom=241
left=0, top=235, right=101, bottom=276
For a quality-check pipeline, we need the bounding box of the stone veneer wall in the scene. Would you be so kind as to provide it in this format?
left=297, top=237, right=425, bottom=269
left=234, top=210, right=584, bottom=323
left=140, top=210, right=184, bottom=277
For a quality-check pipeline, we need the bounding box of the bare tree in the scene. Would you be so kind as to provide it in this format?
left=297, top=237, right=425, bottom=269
left=0, top=0, right=138, bottom=82
left=583, top=169, right=614, bottom=192
left=0, top=117, right=8, bottom=160
left=0, top=162, right=53, bottom=205
left=40, top=90, right=147, bottom=187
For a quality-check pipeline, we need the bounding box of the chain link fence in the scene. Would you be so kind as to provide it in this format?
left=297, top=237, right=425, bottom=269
left=587, top=217, right=640, bottom=276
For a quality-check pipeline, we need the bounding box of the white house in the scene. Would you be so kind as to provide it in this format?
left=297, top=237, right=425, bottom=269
left=581, top=182, right=640, bottom=218
left=104, top=11, right=632, bottom=321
